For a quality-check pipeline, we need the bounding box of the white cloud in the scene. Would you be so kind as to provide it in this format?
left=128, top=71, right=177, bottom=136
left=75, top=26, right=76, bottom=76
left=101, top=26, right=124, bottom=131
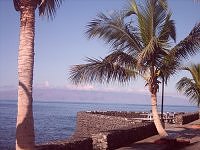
left=33, top=82, right=149, bottom=95
left=65, top=84, right=95, bottom=91
left=63, top=82, right=151, bottom=95
left=44, top=81, right=49, bottom=87
left=34, top=81, right=51, bottom=89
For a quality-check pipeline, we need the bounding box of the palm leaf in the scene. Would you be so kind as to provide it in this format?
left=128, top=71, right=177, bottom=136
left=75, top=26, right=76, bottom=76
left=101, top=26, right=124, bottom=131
left=86, top=12, right=142, bottom=54
left=182, top=64, right=200, bottom=89
left=159, top=54, right=180, bottom=82
left=135, top=0, right=169, bottom=46
left=177, top=64, right=200, bottom=106
left=13, top=0, right=20, bottom=11
left=69, top=57, right=139, bottom=85
left=137, top=36, right=169, bottom=69
left=158, top=13, right=176, bottom=42
left=125, top=0, right=139, bottom=17
left=38, top=0, right=64, bottom=20
left=170, top=22, right=200, bottom=61
left=104, top=51, right=137, bottom=69
left=177, top=77, right=200, bottom=106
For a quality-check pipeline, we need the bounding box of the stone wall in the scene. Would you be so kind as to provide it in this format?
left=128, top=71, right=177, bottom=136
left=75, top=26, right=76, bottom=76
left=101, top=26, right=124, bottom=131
left=92, top=122, right=157, bottom=150
left=90, top=111, right=148, bottom=118
left=36, top=111, right=158, bottom=150
left=36, top=137, right=93, bottom=150
left=74, top=111, right=142, bottom=137
left=73, top=111, right=157, bottom=149
left=174, top=112, right=199, bottom=125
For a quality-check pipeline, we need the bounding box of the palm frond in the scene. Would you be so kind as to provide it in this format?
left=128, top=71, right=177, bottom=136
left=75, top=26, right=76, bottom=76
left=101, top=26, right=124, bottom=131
left=170, top=22, right=200, bottom=61
left=13, top=0, right=20, bottom=11
left=177, top=77, right=200, bottom=106
left=137, top=37, right=157, bottom=65
left=159, top=54, right=180, bottom=82
left=182, top=64, right=200, bottom=88
left=125, top=0, right=139, bottom=17
left=158, top=13, right=176, bottom=42
left=135, top=0, right=169, bottom=46
left=38, top=0, right=64, bottom=20
left=137, top=36, right=169, bottom=68
left=177, top=64, right=200, bottom=107
left=86, top=12, right=142, bottom=54
left=177, top=77, right=193, bottom=92
left=104, top=51, right=137, bottom=69
left=158, top=0, right=168, bottom=10
left=176, top=77, right=194, bottom=97
left=69, top=57, right=139, bottom=85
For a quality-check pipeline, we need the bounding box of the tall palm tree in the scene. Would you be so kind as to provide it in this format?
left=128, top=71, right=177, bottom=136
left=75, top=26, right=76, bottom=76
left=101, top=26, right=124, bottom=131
left=13, top=0, right=63, bottom=149
left=69, top=0, right=200, bottom=137
left=176, top=64, right=200, bottom=107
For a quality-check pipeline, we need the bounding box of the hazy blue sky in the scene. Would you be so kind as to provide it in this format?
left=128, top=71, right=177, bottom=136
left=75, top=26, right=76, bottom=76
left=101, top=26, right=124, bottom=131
left=0, top=0, right=200, bottom=97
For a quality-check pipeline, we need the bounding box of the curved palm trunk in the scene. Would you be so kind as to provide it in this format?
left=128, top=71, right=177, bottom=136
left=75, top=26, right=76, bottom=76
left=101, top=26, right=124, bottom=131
left=16, top=6, right=35, bottom=150
left=151, top=92, right=168, bottom=137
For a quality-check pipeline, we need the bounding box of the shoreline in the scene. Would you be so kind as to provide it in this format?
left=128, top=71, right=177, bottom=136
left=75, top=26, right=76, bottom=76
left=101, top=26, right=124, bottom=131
left=0, top=99, right=198, bottom=108
left=0, top=101, right=199, bottom=149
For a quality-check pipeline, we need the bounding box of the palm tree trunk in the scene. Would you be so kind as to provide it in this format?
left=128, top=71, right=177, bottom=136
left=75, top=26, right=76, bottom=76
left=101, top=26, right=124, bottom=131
left=16, top=6, right=35, bottom=150
left=151, top=92, right=168, bottom=137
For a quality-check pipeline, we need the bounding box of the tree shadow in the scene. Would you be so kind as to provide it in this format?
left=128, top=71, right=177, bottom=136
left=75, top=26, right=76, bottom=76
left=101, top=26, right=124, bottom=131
left=167, top=126, right=200, bottom=139
left=19, top=81, right=32, bottom=101
left=124, top=141, right=200, bottom=150
left=16, top=116, right=35, bottom=149
left=127, top=142, right=168, bottom=150
left=16, top=81, right=35, bottom=149
left=120, top=127, right=200, bottom=150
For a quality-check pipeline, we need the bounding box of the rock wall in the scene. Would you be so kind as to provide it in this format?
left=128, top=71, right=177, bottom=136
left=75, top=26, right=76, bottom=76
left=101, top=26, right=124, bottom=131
left=74, top=111, right=141, bottom=137
left=90, top=111, right=148, bottom=118
left=92, top=122, right=157, bottom=150
left=175, top=112, right=199, bottom=125
left=73, top=111, right=157, bottom=149
left=35, top=137, right=93, bottom=150
left=36, top=111, right=158, bottom=150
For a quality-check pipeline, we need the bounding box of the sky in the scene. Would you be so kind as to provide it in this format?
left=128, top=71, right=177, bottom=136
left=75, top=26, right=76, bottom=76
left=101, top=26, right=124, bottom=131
left=0, top=0, right=200, bottom=104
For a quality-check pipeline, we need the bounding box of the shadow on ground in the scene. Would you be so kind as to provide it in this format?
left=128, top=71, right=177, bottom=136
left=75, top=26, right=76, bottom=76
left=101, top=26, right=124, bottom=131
left=117, top=126, right=200, bottom=150
left=119, top=141, right=200, bottom=150
left=167, top=127, right=200, bottom=140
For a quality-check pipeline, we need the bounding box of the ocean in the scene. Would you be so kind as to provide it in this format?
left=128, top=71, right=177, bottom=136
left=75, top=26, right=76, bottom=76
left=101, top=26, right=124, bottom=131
left=0, top=100, right=199, bottom=149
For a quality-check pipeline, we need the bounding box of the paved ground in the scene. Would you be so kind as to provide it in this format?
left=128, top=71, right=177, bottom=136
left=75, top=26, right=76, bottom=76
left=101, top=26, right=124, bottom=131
left=116, top=119, right=200, bottom=150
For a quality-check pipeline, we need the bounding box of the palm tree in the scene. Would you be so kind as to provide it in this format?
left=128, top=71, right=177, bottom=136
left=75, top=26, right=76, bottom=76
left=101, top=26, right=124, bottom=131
left=176, top=64, right=200, bottom=107
left=69, top=0, right=200, bottom=137
left=13, top=0, right=63, bottom=149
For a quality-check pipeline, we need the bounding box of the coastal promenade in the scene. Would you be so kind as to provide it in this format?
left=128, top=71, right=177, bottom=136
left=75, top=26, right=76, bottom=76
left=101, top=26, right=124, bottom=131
left=36, top=111, right=199, bottom=150
left=117, top=119, right=200, bottom=150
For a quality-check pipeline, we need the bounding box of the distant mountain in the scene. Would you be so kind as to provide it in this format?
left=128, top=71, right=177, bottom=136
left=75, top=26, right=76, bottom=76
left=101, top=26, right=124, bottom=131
left=0, top=87, right=190, bottom=106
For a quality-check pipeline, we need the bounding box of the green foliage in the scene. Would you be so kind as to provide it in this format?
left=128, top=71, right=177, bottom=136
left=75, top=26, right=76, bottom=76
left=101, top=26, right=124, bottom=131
left=13, top=0, right=64, bottom=20
left=38, top=0, right=64, bottom=20
left=176, top=64, right=200, bottom=106
left=170, top=23, right=200, bottom=61
left=70, top=54, right=139, bottom=84
left=70, top=0, right=200, bottom=93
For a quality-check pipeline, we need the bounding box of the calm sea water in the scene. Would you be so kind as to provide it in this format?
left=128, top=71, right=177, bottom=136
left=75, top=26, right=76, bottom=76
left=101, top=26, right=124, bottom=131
left=0, top=100, right=199, bottom=149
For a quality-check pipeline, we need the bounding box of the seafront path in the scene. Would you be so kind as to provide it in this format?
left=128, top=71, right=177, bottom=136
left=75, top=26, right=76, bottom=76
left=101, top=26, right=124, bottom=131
left=116, top=119, right=200, bottom=150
